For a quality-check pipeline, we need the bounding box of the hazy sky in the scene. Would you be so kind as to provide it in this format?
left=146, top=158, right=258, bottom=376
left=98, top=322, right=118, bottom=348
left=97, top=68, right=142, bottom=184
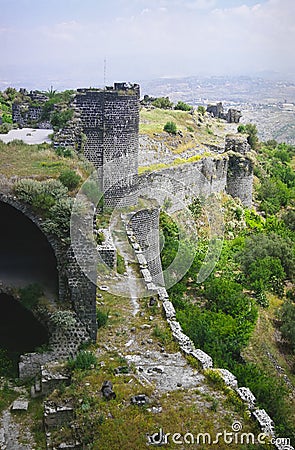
left=0, top=0, right=294, bottom=89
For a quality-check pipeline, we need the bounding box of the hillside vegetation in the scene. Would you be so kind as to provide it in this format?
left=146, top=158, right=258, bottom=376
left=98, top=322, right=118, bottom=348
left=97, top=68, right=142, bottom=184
left=161, top=140, right=295, bottom=444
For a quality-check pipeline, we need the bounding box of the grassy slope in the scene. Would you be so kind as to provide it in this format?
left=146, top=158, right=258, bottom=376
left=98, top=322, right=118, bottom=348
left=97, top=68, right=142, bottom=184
left=140, top=107, right=231, bottom=151
left=46, top=287, right=265, bottom=450
left=242, top=294, right=295, bottom=426
left=0, top=141, right=91, bottom=181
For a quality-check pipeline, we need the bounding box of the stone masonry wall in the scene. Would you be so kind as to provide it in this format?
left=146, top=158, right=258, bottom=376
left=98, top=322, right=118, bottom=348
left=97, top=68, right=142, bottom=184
left=138, top=156, right=228, bottom=208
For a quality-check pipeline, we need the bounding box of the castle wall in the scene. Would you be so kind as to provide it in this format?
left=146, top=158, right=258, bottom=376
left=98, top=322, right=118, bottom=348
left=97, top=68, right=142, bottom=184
left=138, top=156, right=228, bottom=207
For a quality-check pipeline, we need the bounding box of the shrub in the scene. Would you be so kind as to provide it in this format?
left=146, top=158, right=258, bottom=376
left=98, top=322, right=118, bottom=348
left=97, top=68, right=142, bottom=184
left=197, top=105, right=206, bottom=115
left=55, top=146, right=73, bottom=158
left=163, top=121, right=177, bottom=135
left=43, top=197, right=73, bottom=240
left=19, top=283, right=43, bottom=310
left=59, top=169, right=81, bottom=190
left=50, top=310, right=77, bottom=330
left=237, top=123, right=259, bottom=149
left=81, top=180, right=103, bottom=205
left=96, top=309, right=109, bottom=328
left=68, top=350, right=97, bottom=371
left=50, top=108, right=74, bottom=130
left=14, top=179, right=68, bottom=205
left=280, top=300, right=295, bottom=350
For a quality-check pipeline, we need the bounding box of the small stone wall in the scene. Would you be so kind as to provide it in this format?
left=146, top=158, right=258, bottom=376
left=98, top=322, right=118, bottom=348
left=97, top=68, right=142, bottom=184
left=128, top=208, right=164, bottom=286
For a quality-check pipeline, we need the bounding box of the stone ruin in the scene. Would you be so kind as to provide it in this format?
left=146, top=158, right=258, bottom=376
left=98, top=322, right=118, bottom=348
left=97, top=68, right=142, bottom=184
left=206, top=101, right=242, bottom=123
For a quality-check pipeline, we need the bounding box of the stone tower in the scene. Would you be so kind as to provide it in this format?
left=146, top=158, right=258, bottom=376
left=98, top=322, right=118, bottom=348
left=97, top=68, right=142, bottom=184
left=75, top=82, right=140, bottom=207
left=225, top=134, right=254, bottom=208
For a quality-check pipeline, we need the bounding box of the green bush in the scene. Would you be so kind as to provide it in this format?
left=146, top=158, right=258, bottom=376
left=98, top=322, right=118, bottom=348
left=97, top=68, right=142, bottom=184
left=59, top=169, right=81, bottom=190
left=50, top=108, right=74, bottom=130
left=238, top=123, right=259, bottom=149
left=50, top=310, right=77, bottom=330
left=43, top=197, right=73, bottom=240
left=55, top=146, right=73, bottom=158
left=280, top=300, right=295, bottom=351
left=14, top=179, right=68, bottom=205
left=238, top=233, right=295, bottom=281
left=152, top=97, right=173, bottom=109
left=68, top=350, right=97, bottom=371
left=81, top=180, right=103, bottom=205
left=96, top=309, right=109, bottom=328
left=163, top=121, right=177, bottom=135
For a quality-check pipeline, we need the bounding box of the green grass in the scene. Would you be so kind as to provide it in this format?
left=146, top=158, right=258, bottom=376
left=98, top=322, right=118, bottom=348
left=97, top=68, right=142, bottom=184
left=0, top=141, right=91, bottom=180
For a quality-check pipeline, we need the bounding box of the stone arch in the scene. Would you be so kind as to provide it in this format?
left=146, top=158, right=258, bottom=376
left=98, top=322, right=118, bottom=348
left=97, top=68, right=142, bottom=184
left=0, top=192, right=97, bottom=378
left=0, top=193, right=66, bottom=302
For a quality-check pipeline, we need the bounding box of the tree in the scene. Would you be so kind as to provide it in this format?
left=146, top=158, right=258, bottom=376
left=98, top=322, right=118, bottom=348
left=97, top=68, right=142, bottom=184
left=174, top=101, right=192, bottom=111
left=238, top=123, right=259, bottom=149
left=152, top=97, right=173, bottom=109
left=280, top=300, right=295, bottom=351
left=164, top=121, right=177, bottom=134
left=247, top=256, right=286, bottom=297
left=238, top=233, right=295, bottom=281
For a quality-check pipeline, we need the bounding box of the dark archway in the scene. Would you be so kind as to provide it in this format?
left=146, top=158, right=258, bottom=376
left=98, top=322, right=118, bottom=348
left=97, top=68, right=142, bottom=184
left=0, top=293, right=49, bottom=375
left=0, top=200, right=59, bottom=373
left=0, top=201, right=58, bottom=298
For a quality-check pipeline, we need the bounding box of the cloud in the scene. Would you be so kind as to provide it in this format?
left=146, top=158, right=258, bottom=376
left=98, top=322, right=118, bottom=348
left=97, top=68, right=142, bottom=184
left=0, top=0, right=294, bottom=86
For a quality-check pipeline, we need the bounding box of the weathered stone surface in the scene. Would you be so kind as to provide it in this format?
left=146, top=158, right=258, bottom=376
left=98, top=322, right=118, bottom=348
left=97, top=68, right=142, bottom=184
left=190, top=349, right=213, bottom=369
left=215, top=368, right=238, bottom=388
left=44, top=401, right=74, bottom=430
left=252, top=409, right=275, bottom=436
left=162, top=301, right=176, bottom=319
left=236, top=387, right=256, bottom=409
left=11, top=400, right=29, bottom=412
left=130, top=394, right=150, bottom=406
left=101, top=381, right=116, bottom=400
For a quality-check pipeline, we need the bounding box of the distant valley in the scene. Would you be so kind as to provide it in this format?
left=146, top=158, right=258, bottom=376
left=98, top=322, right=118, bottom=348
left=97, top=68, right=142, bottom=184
left=141, top=75, right=295, bottom=145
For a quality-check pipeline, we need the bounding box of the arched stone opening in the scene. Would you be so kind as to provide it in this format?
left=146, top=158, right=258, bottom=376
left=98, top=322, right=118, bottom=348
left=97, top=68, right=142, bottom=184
left=0, top=293, right=49, bottom=375
left=0, top=200, right=59, bottom=298
left=0, top=200, right=59, bottom=373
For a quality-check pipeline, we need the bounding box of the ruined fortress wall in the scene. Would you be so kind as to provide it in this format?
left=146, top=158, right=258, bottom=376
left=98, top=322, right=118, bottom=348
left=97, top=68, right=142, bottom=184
left=138, top=156, right=228, bottom=207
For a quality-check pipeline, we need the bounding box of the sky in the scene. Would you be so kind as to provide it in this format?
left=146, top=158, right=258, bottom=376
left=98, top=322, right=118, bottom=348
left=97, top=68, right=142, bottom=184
left=0, top=0, right=294, bottom=90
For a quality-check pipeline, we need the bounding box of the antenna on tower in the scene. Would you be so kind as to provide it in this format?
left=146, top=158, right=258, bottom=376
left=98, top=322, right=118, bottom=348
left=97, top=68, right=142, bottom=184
left=104, top=57, right=107, bottom=87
